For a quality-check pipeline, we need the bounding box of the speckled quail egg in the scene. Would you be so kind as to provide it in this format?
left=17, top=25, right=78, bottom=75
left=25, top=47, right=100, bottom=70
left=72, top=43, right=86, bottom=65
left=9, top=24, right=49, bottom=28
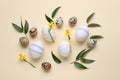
left=29, top=41, right=44, bottom=59
left=29, top=27, right=37, bottom=37
left=55, top=17, right=63, bottom=28
left=19, top=37, right=29, bottom=47
left=42, top=26, right=56, bottom=42
left=76, top=26, right=89, bottom=41
left=41, top=62, right=51, bottom=71
left=69, top=17, right=77, bottom=27
left=58, top=40, right=71, bottom=57
left=87, top=39, right=97, bottom=48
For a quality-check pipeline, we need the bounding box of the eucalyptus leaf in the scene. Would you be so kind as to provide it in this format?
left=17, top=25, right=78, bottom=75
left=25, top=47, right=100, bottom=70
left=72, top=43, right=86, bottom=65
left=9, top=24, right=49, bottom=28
left=90, top=35, right=104, bottom=39
left=24, top=20, right=29, bottom=34
left=12, top=23, right=23, bottom=33
left=20, top=18, right=23, bottom=31
left=76, top=49, right=86, bottom=60
left=51, top=6, right=61, bottom=18
left=81, top=49, right=91, bottom=58
left=81, top=58, right=95, bottom=63
left=45, top=14, right=53, bottom=23
left=51, top=51, right=61, bottom=64
left=88, top=23, right=101, bottom=27
left=86, top=13, right=95, bottom=23
left=74, top=62, right=88, bottom=69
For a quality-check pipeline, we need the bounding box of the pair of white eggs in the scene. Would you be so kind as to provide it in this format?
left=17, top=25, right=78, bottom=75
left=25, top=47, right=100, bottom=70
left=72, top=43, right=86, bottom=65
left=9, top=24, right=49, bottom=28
left=29, top=26, right=89, bottom=59
left=29, top=41, right=71, bottom=59
left=58, top=26, right=89, bottom=57
left=29, top=26, right=55, bottom=59
left=42, top=26, right=89, bottom=42
left=29, top=40, right=71, bottom=58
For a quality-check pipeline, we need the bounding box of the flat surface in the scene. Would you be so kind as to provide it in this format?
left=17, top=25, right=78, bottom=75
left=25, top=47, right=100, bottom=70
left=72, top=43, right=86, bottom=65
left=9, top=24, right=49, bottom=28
left=0, top=0, right=120, bottom=80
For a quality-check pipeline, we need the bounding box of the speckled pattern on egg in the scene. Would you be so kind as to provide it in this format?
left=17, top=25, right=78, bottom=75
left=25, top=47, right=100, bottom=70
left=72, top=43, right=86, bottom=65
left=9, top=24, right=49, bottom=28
left=87, top=39, right=97, bottom=48
left=29, top=27, right=37, bottom=37
left=55, top=17, right=63, bottom=28
left=29, top=41, right=44, bottom=59
left=68, top=17, right=77, bottom=26
left=42, top=26, right=56, bottom=42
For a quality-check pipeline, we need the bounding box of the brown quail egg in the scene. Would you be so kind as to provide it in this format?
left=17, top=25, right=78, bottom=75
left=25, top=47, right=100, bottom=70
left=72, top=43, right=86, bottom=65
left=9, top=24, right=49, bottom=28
left=29, top=27, right=37, bottom=37
left=68, top=17, right=77, bottom=27
left=41, top=62, right=51, bottom=71
left=19, top=37, right=29, bottom=47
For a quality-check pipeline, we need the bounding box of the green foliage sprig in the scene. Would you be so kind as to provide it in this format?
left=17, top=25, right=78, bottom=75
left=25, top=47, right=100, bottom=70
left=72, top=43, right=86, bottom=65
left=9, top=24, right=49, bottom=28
left=71, top=49, right=95, bottom=69
left=12, top=19, right=29, bottom=36
left=86, top=13, right=101, bottom=27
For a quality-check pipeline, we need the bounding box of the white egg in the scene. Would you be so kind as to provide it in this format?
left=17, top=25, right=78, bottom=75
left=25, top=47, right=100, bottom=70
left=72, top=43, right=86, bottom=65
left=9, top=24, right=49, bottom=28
left=76, top=26, right=89, bottom=41
left=42, top=26, right=56, bottom=42
left=58, top=40, right=71, bottom=57
left=29, top=41, right=44, bottom=59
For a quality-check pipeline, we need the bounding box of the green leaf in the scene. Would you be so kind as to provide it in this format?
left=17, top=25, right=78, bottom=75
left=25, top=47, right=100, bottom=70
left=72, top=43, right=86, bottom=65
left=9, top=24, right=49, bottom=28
left=20, top=18, right=23, bottom=31
left=51, top=6, right=61, bottom=18
left=81, top=58, right=95, bottom=63
left=51, top=51, right=61, bottom=64
left=81, top=49, right=91, bottom=58
left=90, top=35, right=104, bottom=39
left=76, top=49, right=86, bottom=60
left=86, top=13, right=95, bottom=23
left=24, top=20, right=29, bottom=34
left=45, top=14, right=53, bottom=23
left=74, top=62, right=88, bottom=69
left=88, top=23, right=101, bottom=27
left=12, top=23, right=23, bottom=33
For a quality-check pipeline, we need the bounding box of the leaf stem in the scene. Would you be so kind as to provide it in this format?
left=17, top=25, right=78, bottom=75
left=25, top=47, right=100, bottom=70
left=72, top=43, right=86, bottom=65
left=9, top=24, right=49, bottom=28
left=70, top=60, right=77, bottom=64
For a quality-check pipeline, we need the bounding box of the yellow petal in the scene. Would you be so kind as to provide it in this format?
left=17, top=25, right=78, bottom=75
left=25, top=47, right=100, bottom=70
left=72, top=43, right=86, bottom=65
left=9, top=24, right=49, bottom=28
left=49, top=21, right=55, bottom=27
left=19, top=53, right=25, bottom=61
left=65, top=29, right=71, bottom=36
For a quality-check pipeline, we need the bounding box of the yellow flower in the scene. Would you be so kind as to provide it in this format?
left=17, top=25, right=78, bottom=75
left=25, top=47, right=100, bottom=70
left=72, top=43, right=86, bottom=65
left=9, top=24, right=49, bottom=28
left=19, top=53, right=25, bottom=61
left=49, top=21, right=55, bottom=27
left=65, top=29, right=71, bottom=40
left=65, top=29, right=71, bottom=36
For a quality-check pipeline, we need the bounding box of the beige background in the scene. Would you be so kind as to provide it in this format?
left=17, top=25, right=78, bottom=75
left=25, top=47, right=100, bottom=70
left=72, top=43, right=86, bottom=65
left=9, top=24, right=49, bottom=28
left=0, top=0, right=120, bottom=80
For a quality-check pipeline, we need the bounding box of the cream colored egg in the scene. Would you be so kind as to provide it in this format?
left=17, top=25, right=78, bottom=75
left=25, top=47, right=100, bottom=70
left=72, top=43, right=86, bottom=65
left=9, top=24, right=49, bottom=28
left=29, top=41, right=44, bottom=59
left=55, top=17, right=63, bottom=28
left=42, top=26, right=56, bottom=42
left=76, top=26, right=89, bottom=41
left=58, top=40, right=71, bottom=57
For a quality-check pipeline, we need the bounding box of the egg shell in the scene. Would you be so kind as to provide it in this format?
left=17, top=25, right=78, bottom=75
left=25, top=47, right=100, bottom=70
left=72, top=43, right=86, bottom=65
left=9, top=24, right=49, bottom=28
left=76, top=26, right=89, bottom=41
left=58, top=40, right=71, bottom=57
left=29, top=41, right=44, bottom=59
left=55, top=17, right=63, bottom=28
left=87, top=39, right=97, bottom=48
left=42, top=26, right=56, bottom=42
left=69, top=17, right=77, bottom=26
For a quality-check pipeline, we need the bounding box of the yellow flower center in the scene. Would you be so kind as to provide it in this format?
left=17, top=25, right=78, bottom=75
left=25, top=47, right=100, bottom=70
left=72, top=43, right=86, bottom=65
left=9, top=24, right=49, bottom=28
left=19, top=53, right=25, bottom=61
left=49, top=21, right=55, bottom=27
left=65, top=29, right=71, bottom=36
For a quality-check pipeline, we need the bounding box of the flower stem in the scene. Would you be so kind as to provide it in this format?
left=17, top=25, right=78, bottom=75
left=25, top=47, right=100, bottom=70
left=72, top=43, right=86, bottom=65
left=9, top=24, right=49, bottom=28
left=24, top=59, right=36, bottom=68
left=68, top=35, right=71, bottom=40
left=48, top=27, right=55, bottom=43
